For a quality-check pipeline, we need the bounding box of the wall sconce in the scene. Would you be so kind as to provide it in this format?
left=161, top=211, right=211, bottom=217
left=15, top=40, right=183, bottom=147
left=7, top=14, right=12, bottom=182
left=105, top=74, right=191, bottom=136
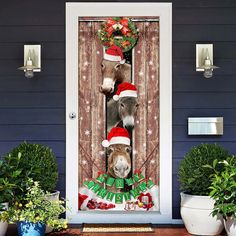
left=18, top=45, right=41, bottom=78
left=196, top=44, right=219, bottom=79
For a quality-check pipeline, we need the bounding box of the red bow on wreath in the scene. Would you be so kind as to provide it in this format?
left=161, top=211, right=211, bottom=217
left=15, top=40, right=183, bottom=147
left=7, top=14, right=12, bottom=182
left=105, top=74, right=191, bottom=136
left=106, top=18, right=130, bottom=38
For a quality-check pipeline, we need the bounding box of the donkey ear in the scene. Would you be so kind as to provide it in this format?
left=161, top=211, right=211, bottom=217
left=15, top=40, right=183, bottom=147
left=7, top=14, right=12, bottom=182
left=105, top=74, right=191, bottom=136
left=125, top=146, right=132, bottom=154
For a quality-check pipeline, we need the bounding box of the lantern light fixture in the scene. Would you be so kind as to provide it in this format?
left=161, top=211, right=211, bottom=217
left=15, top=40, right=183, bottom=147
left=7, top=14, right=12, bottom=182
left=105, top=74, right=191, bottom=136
left=18, top=45, right=41, bottom=78
left=196, top=44, right=219, bottom=79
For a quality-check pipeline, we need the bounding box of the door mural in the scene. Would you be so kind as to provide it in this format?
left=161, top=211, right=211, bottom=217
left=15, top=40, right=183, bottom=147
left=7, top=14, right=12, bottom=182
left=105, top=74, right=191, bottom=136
left=78, top=17, right=160, bottom=212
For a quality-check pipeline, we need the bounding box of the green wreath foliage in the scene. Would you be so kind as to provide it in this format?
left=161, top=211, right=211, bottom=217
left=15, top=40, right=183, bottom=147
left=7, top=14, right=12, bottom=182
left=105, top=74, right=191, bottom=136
left=98, top=17, right=139, bottom=52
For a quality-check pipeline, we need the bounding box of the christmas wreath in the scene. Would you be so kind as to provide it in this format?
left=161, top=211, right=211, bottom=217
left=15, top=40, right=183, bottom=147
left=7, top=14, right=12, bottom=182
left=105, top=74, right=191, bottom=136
left=98, top=17, right=139, bottom=52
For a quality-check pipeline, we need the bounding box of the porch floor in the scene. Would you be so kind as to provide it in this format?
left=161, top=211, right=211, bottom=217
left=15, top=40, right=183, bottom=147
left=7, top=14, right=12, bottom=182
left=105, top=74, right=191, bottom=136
left=6, top=224, right=226, bottom=236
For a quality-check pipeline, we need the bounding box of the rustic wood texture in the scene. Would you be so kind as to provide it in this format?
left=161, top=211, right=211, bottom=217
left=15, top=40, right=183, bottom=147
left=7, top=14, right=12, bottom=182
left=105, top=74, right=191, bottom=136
left=78, top=21, right=106, bottom=186
left=78, top=19, right=159, bottom=195
left=91, top=22, right=106, bottom=179
left=133, top=21, right=160, bottom=184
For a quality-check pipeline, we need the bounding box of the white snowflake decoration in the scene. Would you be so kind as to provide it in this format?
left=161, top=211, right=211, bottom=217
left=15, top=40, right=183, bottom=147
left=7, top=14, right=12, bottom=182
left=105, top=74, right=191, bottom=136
left=150, top=160, right=156, bottom=164
left=96, top=51, right=100, bottom=55
left=137, top=50, right=141, bottom=54
left=139, top=71, right=144, bottom=76
left=82, top=160, right=87, bottom=165
left=84, top=130, right=90, bottom=136
left=154, top=116, right=158, bottom=120
left=147, top=129, right=152, bottom=135
left=84, top=61, right=89, bottom=66
left=99, top=150, right=105, bottom=156
left=149, top=61, right=153, bottom=65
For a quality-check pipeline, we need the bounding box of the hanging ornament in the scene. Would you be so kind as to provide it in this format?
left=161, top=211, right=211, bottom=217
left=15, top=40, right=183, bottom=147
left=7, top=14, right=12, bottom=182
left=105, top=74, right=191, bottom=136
left=98, top=17, right=139, bottom=52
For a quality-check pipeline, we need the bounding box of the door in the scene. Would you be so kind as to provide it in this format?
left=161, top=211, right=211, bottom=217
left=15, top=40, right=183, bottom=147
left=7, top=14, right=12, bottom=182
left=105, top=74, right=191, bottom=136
left=66, top=3, right=172, bottom=223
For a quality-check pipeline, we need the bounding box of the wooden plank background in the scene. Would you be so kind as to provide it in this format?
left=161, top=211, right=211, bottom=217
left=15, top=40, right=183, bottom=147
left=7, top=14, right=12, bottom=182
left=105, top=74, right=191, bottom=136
left=78, top=19, right=160, bottom=190
left=133, top=21, right=159, bottom=185
left=78, top=22, right=106, bottom=186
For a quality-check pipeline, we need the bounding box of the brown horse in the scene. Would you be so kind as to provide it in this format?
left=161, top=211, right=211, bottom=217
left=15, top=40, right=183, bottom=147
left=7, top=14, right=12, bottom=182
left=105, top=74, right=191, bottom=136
left=100, top=59, right=131, bottom=95
left=107, top=96, right=139, bottom=132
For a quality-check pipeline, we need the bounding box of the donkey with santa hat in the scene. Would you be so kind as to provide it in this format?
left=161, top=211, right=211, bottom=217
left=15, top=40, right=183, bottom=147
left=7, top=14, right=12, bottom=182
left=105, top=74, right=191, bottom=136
left=107, top=82, right=139, bottom=132
left=100, top=45, right=131, bottom=95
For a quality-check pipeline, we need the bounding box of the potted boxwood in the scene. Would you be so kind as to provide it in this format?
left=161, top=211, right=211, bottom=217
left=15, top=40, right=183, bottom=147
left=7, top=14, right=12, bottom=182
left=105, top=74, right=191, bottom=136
left=6, top=180, right=67, bottom=236
left=0, top=158, right=21, bottom=236
left=4, top=142, right=58, bottom=195
left=3, top=142, right=60, bottom=233
left=178, top=143, right=230, bottom=235
left=208, top=157, right=236, bottom=236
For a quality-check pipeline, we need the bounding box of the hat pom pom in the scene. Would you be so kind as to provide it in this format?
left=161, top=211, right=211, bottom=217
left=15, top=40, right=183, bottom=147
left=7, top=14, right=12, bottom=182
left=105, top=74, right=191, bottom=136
left=113, top=95, right=119, bottom=101
left=102, top=140, right=110, bottom=147
left=120, top=59, right=125, bottom=64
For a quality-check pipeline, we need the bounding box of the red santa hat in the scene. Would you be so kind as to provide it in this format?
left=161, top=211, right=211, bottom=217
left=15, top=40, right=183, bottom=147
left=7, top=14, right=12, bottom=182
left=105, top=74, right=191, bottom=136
left=102, top=127, right=130, bottom=147
left=104, top=45, right=125, bottom=64
left=113, top=82, right=138, bottom=101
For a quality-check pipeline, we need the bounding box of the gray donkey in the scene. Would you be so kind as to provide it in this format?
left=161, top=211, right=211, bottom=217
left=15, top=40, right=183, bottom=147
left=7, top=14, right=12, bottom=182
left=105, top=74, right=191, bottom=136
left=107, top=96, right=139, bottom=132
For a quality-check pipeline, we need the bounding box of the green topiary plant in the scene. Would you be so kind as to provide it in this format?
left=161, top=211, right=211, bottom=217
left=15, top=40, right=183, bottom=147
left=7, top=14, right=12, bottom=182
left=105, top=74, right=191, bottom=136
left=3, top=142, right=58, bottom=195
left=178, top=143, right=231, bottom=196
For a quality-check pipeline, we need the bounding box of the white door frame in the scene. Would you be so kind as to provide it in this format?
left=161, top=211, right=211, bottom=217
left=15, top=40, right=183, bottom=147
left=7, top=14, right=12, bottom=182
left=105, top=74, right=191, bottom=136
left=66, top=2, right=173, bottom=223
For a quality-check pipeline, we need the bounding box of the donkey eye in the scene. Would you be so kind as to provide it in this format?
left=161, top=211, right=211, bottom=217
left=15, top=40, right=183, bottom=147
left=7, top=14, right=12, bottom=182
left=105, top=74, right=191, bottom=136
left=101, top=63, right=105, bottom=69
left=115, top=64, right=121, bottom=70
left=136, top=104, right=139, bottom=108
left=120, top=103, right=124, bottom=108
left=126, top=166, right=129, bottom=170
left=115, top=167, right=119, bottom=171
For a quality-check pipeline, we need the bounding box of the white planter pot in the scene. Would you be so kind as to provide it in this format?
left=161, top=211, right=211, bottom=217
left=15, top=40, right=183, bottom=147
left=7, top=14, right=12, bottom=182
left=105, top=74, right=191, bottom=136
left=45, top=190, right=60, bottom=234
left=180, top=192, right=224, bottom=235
left=0, top=203, right=8, bottom=236
left=224, top=217, right=236, bottom=236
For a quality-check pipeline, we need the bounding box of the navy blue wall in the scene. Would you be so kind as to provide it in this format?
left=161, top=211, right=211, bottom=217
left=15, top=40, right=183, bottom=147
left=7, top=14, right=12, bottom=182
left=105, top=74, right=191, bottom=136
left=0, top=0, right=236, bottom=219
